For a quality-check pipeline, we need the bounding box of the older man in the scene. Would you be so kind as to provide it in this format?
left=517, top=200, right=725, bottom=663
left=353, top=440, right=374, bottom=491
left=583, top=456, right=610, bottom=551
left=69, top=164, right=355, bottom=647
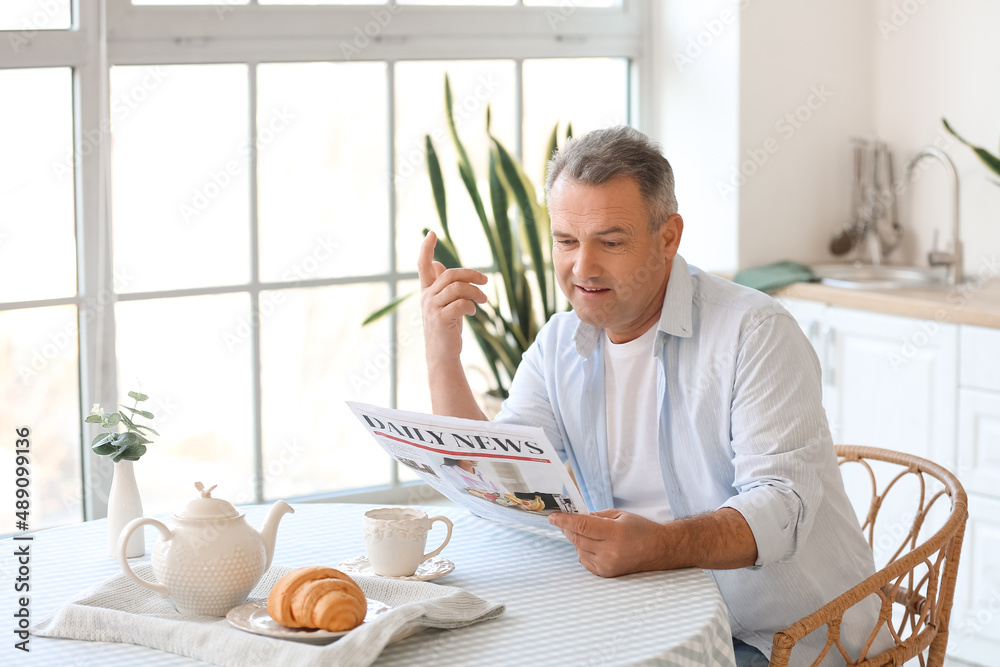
left=417, top=126, right=881, bottom=665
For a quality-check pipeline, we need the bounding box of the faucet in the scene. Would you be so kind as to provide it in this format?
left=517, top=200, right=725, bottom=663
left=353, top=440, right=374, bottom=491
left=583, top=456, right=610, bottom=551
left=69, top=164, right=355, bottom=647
left=905, top=147, right=963, bottom=285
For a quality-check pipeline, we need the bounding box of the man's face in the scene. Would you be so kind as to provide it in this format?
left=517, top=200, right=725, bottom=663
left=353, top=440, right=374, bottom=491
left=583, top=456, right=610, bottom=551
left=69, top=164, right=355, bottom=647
left=549, top=175, right=682, bottom=344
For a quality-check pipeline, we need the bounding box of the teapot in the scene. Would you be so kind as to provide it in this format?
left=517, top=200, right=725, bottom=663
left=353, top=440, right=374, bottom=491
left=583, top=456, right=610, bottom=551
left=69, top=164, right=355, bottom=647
left=117, top=482, right=294, bottom=616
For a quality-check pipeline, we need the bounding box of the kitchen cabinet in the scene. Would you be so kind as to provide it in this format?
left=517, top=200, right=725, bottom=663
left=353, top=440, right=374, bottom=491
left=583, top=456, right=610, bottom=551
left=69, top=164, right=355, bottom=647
left=950, top=325, right=1000, bottom=664
left=777, top=299, right=1000, bottom=665
left=776, top=299, right=958, bottom=466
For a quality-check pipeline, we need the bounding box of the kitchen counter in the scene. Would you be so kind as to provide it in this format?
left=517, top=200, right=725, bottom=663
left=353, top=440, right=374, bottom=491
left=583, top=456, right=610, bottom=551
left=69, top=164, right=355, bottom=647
left=774, top=277, right=1000, bottom=329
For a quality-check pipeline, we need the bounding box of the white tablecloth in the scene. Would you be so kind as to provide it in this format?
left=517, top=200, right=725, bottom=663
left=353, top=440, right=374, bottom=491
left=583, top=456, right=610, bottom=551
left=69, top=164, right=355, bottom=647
left=3, top=503, right=736, bottom=666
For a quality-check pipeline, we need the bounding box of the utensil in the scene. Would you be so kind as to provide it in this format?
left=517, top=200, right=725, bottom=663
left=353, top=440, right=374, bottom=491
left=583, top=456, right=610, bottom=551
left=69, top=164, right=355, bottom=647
left=830, top=140, right=867, bottom=255
left=363, top=507, right=453, bottom=577
left=117, top=482, right=294, bottom=616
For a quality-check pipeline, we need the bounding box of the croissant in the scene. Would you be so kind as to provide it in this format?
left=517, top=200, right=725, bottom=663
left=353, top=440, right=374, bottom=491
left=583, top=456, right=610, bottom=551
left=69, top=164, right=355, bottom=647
left=267, top=566, right=367, bottom=632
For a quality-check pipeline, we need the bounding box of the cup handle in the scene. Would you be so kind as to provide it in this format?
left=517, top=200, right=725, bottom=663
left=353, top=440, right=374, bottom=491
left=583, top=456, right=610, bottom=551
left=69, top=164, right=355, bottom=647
left=117, top=517, right=171, bottom=597
left=421, top=515, right=454, bottom=563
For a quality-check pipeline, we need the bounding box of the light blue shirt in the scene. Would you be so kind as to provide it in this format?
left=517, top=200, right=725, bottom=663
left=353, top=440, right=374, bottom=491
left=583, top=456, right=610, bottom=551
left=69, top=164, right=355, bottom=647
left=495, top=255, right=884, bottom=663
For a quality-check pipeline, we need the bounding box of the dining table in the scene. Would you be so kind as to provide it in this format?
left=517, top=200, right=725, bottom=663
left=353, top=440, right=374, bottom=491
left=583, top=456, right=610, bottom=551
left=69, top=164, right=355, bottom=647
left=5, top=502, right=737, bottom=666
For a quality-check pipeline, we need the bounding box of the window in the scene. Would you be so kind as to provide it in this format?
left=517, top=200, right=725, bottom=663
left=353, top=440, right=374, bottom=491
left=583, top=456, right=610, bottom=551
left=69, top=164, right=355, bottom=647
left=0, top=0, right=641, bottom=532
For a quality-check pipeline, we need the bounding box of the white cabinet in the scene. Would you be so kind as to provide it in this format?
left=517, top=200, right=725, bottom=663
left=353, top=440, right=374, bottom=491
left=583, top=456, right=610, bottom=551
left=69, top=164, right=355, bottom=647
left=950, top=325, right=1000, bottom=664
left=776, top=298, right=958, bottom=467
left=825, top=306, right=958, bottom=469
left=949, top=494, right=1000, bottom=666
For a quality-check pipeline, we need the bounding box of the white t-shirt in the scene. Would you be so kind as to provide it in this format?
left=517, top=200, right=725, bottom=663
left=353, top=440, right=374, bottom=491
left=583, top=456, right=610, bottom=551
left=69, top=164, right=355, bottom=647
left=603, top=325, right=673, bottom=523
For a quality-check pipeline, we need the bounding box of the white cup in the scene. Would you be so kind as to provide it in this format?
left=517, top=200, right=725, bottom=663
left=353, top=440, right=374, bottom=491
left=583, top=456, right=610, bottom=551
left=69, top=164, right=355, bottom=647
left=363, top=508, right=454, bottom=577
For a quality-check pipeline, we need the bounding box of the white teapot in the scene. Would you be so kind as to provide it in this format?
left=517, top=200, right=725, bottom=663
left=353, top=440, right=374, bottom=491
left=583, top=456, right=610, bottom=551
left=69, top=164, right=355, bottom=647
left=117, top=482, right=294, bottom=616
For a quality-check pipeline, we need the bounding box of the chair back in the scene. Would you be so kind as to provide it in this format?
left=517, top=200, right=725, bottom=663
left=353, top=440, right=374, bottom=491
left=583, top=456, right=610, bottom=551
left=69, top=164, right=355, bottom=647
left=769, top=445, right=968, bottom=666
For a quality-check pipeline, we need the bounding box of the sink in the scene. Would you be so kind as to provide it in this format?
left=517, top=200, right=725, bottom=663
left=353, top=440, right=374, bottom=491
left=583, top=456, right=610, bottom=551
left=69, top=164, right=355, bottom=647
left=812, top=264, right=948, bottom=290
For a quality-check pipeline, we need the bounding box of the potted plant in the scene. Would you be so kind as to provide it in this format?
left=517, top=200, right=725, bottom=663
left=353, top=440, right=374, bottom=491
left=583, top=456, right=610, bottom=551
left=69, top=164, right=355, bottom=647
left=942, top=118, right=1000, bottom=185
left=367, top=75, right=570, bottom=407
left=86, top=389, right=158, bottom=557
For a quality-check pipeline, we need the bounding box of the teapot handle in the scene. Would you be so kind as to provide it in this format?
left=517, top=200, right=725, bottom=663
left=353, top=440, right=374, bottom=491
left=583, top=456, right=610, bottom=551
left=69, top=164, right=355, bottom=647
left=117, top=518, right=171, bottom=597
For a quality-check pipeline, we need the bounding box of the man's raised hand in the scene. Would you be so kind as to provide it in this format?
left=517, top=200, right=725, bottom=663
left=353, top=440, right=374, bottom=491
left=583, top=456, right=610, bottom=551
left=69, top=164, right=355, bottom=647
left=418, top=231, right=489, bottom=363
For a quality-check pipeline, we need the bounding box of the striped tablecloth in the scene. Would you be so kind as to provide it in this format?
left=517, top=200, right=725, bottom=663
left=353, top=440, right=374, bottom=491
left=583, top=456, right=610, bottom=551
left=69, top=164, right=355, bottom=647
left=2, top=503, right=736, bottom=666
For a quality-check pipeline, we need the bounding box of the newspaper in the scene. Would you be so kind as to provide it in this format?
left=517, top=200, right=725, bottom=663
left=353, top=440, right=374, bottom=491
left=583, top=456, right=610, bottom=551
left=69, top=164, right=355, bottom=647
left=347, top=401, right=589, bottom=529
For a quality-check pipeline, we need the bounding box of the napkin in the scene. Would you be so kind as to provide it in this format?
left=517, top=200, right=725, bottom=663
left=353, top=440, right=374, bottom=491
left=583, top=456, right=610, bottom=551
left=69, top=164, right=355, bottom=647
left=33, top=564, right=505, bottom=667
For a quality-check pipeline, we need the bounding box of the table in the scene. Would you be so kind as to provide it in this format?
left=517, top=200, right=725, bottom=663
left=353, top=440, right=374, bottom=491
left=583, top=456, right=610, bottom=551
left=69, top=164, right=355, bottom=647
left=3, top=503, right=736, bottom=666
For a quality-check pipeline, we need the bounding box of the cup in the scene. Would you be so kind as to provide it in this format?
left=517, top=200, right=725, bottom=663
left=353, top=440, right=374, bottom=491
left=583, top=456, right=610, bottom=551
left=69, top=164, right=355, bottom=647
left=363, top=507, right=454, bottom=577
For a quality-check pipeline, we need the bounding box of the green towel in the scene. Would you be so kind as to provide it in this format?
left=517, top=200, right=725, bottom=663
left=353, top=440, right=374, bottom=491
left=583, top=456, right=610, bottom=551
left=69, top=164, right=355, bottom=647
left=733, top=261, right=818, bottom=293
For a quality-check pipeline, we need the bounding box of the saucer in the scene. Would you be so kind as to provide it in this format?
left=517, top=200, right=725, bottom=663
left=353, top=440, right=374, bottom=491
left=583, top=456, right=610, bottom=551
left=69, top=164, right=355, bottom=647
left=338, top=555, right=455, bottom=581
left=226, top=597, right=390, bottom=645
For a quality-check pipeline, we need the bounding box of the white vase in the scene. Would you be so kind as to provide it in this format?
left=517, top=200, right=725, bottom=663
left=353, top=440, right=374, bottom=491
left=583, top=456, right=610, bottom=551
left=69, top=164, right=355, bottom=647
left=108, top=460, right=144, bottom=558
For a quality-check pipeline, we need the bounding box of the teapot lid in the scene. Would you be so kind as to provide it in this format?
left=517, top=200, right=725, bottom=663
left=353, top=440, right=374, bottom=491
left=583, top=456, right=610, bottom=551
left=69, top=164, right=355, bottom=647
left=177, top=482, right=241, bottom=520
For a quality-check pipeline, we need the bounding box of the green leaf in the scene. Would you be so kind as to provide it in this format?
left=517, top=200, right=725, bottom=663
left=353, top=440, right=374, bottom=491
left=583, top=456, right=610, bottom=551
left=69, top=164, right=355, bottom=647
left=942, top=118, right=1000, bottom=178
left=85, top=415, right=103, bottom=424
left=119, top=444, right=147, bottom=461
left=134, top=424, right=160, bottom=437
left=492, top=135, right=550, bottom=318
left=121, top=405, right=155, bottom=420
left=118, top=411, right=138, bottom=432
left=106, top=412, right=121, bottom=427
left=488, top=146, right=519, bottom=326
left=92, top=432, right=114, bottom=447
left=425, top=135, right=450, bottom=243
left=363, top=292, right=415, bottom=326
left=128, top=391, right=149, bottom=402
left=93, top=441, right=118, bottom=456
left=543, top=121, right=559, bottom=185
left=116, top=431, right=139, bottom=447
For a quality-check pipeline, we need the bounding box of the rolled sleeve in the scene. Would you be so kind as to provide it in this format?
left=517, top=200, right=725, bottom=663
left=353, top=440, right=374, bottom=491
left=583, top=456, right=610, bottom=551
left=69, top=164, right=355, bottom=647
left=725, top=313, right=832, bottom=567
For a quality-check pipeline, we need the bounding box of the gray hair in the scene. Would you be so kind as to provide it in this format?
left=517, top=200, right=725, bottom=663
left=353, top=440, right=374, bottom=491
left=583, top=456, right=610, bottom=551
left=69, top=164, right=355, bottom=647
left=545, top=126, right=678, bottom=231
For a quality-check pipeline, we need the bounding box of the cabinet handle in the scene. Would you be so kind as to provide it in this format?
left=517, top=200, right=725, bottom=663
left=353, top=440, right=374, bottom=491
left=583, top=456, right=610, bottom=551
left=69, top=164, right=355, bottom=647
left=823, top=325, right=836, bottom=387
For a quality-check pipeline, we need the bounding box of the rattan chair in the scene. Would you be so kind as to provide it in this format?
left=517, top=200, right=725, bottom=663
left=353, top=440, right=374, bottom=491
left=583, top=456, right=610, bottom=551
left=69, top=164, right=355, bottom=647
left=769, top=445, right=968, bottom=667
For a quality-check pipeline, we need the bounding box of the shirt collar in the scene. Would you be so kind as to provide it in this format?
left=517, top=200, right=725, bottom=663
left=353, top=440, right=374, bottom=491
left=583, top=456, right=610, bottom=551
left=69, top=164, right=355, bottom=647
left=573, top=253, right=694, bottom=357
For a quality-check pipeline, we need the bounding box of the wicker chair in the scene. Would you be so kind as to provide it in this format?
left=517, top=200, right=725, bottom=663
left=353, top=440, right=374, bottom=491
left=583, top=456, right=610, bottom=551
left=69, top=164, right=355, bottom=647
left=769, top=445, right=968, bottom=667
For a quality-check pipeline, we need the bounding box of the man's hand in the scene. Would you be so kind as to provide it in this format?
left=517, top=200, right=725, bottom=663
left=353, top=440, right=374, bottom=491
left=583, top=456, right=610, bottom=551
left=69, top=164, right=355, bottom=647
left=549, top=509, right=669, bottom=578
left=417, top=231, right=490, bottom=420
left=417, top=231, right=489, bottom=363
left=550, top=507, right=758, bottom=577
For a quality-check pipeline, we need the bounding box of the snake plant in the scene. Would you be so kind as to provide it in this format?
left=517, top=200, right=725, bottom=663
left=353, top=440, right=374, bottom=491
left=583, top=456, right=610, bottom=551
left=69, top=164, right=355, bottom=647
left=942, top=118, right=1000, bottom=185
left=366, top=74, right=570, bottom=399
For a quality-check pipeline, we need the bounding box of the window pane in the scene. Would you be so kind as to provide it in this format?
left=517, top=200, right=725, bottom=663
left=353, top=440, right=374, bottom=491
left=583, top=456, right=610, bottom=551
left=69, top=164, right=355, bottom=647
left=0, top=305, right=82, bottom=531
left=111, top=65, right=250, bottom=293
left=522, top=58, right=629, bottom=186
left=0, top=0, right=71, bottom=31
left=0, top=68, right=76, bottom=303
left=257, top=62, right=389, bottom=283
left=116, top=294, right=254, bottom=513
left=260, top=284, right=392, bottom=498
left=394, top=60, right=516, bottom=273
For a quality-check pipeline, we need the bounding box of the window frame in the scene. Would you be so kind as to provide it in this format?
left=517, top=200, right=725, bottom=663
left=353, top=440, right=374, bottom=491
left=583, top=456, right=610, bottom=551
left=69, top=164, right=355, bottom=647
left=0, top=0, right=647, bottom=522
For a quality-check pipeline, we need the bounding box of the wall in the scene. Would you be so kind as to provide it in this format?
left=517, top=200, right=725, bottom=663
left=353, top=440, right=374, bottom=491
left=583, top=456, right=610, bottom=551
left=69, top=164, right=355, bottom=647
left=650, top=0, right=874, bottom=274
left=737, top=0, right=874, bottom=270
left=651, top=0, right=1000, bottom=277
left=872, top=0, right=1000, bottom=281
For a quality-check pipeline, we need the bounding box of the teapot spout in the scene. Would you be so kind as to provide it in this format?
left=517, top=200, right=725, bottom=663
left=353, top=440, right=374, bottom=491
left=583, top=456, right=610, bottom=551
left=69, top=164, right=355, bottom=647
left=259, top=500, right=294, bottom=569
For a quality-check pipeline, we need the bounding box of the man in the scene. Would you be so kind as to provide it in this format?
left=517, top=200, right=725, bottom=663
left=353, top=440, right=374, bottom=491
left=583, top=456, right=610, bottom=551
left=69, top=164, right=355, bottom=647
left=417, top=126, right=882, bottom=665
